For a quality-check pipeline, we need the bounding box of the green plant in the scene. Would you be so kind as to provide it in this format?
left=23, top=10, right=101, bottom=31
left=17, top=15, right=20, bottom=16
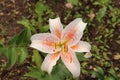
left=67, top=0, right=78, bottom=5
left=35, top=1, right=54, bottom=32
left=25, top=60, right=78, bottom=80
left=91, top=66, right=119, bottom=80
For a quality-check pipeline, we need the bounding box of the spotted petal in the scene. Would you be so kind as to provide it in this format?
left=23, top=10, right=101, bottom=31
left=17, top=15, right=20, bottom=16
left=61, top=49, right=80, bottom=78
left=62, top=18, right=87, bottom=46
left=41, top=53, right=60, bottom=74
left=49, top=17, right=63, bottom=38
left=30, top=33, right=59, bottom=53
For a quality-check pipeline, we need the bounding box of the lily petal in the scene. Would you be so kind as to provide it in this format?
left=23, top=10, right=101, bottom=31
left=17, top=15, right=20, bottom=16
left=41, top=53, right=60, bottom=74
left=61, top=49, right=80, bottom=78
left=71, top=41, right=91, bottom=53
left=49, top=17, right=63, bottom=38
left=84, top=52, right=92, bottom=58
left=62, top=18, right=87, bottom=46
left=30, top=33, right=59, bottom=53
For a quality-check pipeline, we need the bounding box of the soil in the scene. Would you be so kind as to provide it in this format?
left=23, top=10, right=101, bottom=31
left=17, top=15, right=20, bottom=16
left=0, top=0, right=120, bottom=80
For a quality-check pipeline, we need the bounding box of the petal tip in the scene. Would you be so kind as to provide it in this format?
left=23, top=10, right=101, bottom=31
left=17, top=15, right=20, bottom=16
left=30, top=43, right=35, bottom=49
left=84, top=52, right=92, bottom=58
left=73, top=70, right=80, bottom=78
left=29, top=43, right=38, bottom=50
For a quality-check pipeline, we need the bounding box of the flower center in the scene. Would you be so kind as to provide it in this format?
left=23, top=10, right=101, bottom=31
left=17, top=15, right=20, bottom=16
left=55, top=41, right=68, bottom=53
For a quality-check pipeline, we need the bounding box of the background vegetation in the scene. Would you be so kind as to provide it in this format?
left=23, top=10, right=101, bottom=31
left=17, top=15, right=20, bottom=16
left=0, top=0, right=120, bottom=80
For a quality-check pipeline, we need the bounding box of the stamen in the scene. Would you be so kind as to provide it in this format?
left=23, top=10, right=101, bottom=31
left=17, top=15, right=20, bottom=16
left=54, top=41, right=68, bottom=53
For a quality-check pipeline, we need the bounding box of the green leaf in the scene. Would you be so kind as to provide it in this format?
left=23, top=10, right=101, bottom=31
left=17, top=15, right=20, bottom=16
left=97, top=7, right=107, bottom=22
left=25, top=66, right=55, bottom=80
left=40, top=25, right=49, bottom=32
left=91, top=66, right=104, bottom=80
left=17, top=17, right=36, bottom=33
left=116, top=40, right=120, bottom=44
left=96, top=66, right=104, bottom=76
left=67, top=0, right=78, bottom=5
left=26, top=60, right=74, bottom=80
left=17, top=28, right=31, bottom=45
left=35, top=2, right=49, bottom=17
left=17, top=17, right=30, bottom=28
left=0, top=40, right=4, bottom=47
left=7, top=47, right=18, bottom=68
left=0, top=47, right=7, bottom=57
left=111, top=16, right=117, bottom=22
left=8, top=33, right=19, bottom=46
left=104, top=61, right=111, bottom=67
left=101, top=0, right=111, bottom=5
left=93, top=0, right=111, bottom=6
left=76, top=53, right=89, bottom=61
left=32, top=50, right=42, bottom=70
left=35, top=2, right=50, bottom=27
left=104, top=76, right=115, bottom=80
left=93, top=1, right=100, bottom=5
left=109, top=68, right=119, bottom=80
left=25, top=66, right=43, bottom=80
left=8, top=28, right=31, bottom=46
left=17, top=47, right=28, bottom=64
left=51, top=61, right=72, bottom=80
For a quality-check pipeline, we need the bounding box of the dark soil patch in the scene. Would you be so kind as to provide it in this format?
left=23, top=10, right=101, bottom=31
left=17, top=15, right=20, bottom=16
left=109, top=26, right=120, bottom=53
left=45, top=0, right=67, bottom=22
left=112, top=0, right=120, bottom=9
left=0, top=0, right=36, bottom=37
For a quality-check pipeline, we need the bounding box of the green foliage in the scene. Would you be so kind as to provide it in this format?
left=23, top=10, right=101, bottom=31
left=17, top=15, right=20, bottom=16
left=35, top=1, right=53, bottom=32
left=0, top=47, right=7, bottom=56
left=8, top=28, right=31, bottom=46
left=91, top=67, right=119, bottom=80
left=3, top=19, right=32, bottom=68
left=67, top=0, right=78, bottom=5
left=7, top=47, right=17, bottom=68
left=0, top=0, right=120, bottom=79
left=25, top=66, right=43, bottom=80
left=1, top=0, right=53, bottom=70
left=32, top=50, right=42, bottom=70
left=17, top=47, right=28, bottom=64
left=17, top=17, right=36, bottom=33
left=92, top=66, right=104, bottom=80
left=97, top=7, right=107, bottom=22
left=76, top=53, right=89, bottom=61
left=93, top=0, right=111, bottom=6
left=35, top=2, right=46, bottom=25
left=4, top=47, right=28, bottom=68
left=3, top=17, right=33, bottom=68
left=27, top=50, right=76, bottom=80
left=40, top=25, right=50, bottom=32
left=108, top=6, right=120, bottom=27
left=25, top=60, right=78, bottom=80
left=0, top=40, right=4, bottom=47
left=35, top=2, right=49, bottom=17
left=108, top=69, right=119, bottom=80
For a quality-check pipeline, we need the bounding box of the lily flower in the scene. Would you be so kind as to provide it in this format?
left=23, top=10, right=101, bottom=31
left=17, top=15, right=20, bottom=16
left=30, top=17, right=91, bottom=78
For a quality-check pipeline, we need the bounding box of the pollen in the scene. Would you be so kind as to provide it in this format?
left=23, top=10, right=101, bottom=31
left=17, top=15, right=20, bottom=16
left=55, top=41, right=68, bottom=53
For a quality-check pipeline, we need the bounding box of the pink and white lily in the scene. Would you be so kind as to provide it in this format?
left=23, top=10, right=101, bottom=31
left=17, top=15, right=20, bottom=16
left=30, top=17, right=91, bottom=78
